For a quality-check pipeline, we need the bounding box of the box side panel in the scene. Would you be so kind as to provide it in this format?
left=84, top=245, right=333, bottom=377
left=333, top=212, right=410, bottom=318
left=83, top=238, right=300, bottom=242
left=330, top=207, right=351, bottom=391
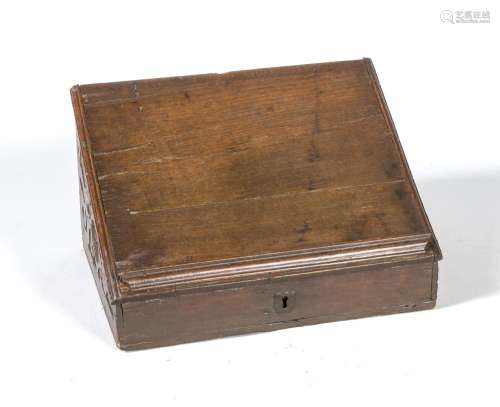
left=77, top=139, right=119, bottom=339
left=72, top=87, right=120, bottom=342
left=118, top=255, right=437, bottom=350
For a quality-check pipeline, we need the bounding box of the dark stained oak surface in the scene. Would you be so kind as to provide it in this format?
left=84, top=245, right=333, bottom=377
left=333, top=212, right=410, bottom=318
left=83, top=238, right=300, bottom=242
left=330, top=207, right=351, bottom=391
left=72, top=59, right=442, bottom=349
left=79, top=60, right=432, bottom=275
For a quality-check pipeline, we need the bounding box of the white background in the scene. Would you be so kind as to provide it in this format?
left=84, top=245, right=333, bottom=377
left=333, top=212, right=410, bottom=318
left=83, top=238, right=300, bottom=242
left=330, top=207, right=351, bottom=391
left=1, top=1, right=499, bottom=406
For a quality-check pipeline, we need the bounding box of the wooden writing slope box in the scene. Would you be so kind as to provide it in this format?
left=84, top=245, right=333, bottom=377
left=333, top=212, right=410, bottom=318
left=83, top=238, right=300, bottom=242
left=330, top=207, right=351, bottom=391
left=71, top=59, right=442, bottom=350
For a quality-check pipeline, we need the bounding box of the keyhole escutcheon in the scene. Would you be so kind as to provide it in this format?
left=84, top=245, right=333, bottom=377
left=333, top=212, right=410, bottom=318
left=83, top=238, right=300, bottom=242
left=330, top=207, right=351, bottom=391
left=274, top=290, right=296, bottom=313
left=282, top=295, right=288, bottom=309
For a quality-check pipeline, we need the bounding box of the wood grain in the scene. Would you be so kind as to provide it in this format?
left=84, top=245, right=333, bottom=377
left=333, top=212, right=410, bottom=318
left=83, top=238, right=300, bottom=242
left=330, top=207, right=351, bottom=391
left=71, top=59, right=442, bottom=349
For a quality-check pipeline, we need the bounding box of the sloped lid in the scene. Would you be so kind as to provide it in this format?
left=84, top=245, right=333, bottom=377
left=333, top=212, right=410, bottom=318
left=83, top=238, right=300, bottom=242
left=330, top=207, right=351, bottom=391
left=73, top=59, right=441, bottom=299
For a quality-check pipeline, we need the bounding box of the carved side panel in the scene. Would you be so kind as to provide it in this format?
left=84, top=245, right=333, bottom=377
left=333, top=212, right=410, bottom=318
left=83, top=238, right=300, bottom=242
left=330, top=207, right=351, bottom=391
left=77, top=139, right=115, bottom=319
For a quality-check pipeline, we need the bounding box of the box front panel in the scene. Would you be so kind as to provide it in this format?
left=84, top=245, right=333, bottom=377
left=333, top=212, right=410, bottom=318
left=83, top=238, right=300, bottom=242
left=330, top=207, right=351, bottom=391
left=117, top=255, right=436, bottom=350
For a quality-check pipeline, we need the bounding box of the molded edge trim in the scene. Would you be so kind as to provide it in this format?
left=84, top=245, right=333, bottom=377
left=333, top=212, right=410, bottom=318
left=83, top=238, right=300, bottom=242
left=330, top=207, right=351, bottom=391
left=118, top=235, right=434, bottom=300
left=363, top=58, right=443, bottom=260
